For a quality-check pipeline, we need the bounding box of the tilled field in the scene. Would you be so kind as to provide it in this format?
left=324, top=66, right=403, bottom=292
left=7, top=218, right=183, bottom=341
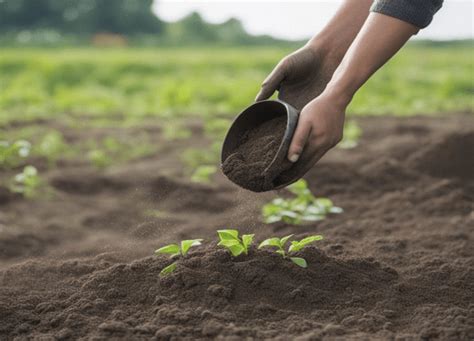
left=1, top=115, right=473, bottom=340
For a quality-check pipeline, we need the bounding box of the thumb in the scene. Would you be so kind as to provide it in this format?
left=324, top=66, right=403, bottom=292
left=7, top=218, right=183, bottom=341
left=288, top=118, right=311, bottom=163
left=255, top=63, right=286, bottom=102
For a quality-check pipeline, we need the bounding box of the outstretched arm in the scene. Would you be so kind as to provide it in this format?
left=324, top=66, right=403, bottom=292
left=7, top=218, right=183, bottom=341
left=255, top=0, right=373, bottom=110
left=287, top=12, right=419, bottom=168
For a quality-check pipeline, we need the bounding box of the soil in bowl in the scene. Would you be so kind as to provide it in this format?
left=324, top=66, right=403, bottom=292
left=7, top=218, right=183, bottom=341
left=221, top=115, right=292, bottom=192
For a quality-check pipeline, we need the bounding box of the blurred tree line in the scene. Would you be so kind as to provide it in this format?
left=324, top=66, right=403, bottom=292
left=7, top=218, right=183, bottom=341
left=0, top=0, right=289, bottom=45
left=0, top=0, right=163, bottom=34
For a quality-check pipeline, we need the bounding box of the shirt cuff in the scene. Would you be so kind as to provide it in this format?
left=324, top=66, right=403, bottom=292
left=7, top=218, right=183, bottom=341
left=370, top=0, right=443, bottom=29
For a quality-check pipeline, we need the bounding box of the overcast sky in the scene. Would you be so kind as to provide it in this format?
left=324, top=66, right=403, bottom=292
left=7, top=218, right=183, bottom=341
left=154, top=0, right=474, bottom=41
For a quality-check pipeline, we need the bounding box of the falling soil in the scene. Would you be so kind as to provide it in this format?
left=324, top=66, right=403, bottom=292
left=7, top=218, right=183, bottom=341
left=222, top=115, right=292, bottom=192
left=1, top=115, right=474, bottom=340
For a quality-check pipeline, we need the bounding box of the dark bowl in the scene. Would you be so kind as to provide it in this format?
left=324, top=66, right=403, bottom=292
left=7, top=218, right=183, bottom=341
left=220, top=99, right=300, bottom=192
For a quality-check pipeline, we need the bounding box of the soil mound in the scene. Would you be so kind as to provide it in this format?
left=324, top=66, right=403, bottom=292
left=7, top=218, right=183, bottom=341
left=409, top=132, right=474, bottom=181
left=1, top=115, right=473, bottom=340
left=222, top=115, right=292, bottom=192
left=1, top=244, right=472, bottom=340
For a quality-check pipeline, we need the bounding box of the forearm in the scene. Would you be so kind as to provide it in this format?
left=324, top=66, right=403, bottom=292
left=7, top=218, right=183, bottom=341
left=308, top=0, right=374, bottom=64
left=325, top=12, right=419, bottom=105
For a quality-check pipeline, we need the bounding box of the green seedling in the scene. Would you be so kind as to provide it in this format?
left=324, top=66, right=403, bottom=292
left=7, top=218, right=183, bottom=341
left=162, top=121, right=192, bottom=141
left=0, top=140, right=31, bottom=169
left=191, top=165, right=217, bottom=184
left=259, top=234, right=323, bottom=268
left=155, top=239, right=203, bottom=276
left=217, top=229, right=254, bottom=257
left=262, top=179, right=342, bottom=225
left=37, top=131, right=67, bottom=166
left=9, top=165, right=43, bottom=198
left=88, top=149, right=112, bottom=168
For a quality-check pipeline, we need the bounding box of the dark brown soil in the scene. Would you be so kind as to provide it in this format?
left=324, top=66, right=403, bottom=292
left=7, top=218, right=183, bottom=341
left=222, top=115, right=292, bottom=192
left=1, top=115, right=474, bottom=340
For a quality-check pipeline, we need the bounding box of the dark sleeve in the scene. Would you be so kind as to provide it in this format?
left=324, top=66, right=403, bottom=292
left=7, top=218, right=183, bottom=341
left=370, top=0, right=443, bottom=28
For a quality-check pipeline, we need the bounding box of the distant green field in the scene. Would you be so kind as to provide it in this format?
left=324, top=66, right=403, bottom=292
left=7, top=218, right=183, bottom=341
left=0, top=44, right=472, bottom=195
left=1, top=44, right=472, bottom=128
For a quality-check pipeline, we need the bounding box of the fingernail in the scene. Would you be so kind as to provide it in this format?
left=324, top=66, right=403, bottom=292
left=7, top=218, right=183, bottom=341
left=289, top=154, right=300, bottom=162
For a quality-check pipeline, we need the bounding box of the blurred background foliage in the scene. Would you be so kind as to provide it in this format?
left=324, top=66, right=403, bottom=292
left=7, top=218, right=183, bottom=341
left=0, top=0, right=472, bottom=192
left=0, top=0, right=285, bottom=46
left=0, top=0, right=163, bottom=35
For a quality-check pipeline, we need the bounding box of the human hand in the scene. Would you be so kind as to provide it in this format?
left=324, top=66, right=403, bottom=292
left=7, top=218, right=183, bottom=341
left=255, top=44, right=338, bottom=110
left=279, top=88, right=349, bottom=182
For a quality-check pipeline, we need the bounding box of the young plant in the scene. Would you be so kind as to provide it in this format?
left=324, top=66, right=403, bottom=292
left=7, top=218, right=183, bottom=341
left=217, top=229, right=254, bottom=257
left=155, top=239, right=203, bottom=276
left=262, top=179, right=342, bottom=225
left=191, top=165, right=217, bottom=184
left=259, top=234, right=323, bottom=268
left=9, top=165, right=43, bottom=198
left=37, top=130, right=67, bottom=166
left=0, top=140, right=31, bottom=169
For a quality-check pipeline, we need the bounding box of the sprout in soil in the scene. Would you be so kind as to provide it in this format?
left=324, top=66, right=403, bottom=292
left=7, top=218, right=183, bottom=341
left=191, top=165, right=217, bottom=184
left=217, top=229, right=254, bottom=257
left=259, top=234, right=323, bottom=268
left=262, top=179, right=342, bottom=225
left=9, top=165, right=43, bottom=198
left=0, top=139, right=31, bottom=169
left=155, top=239, right=203, bottom=276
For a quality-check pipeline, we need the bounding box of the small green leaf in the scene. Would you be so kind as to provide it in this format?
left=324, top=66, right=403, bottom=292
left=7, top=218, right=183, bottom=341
left=276, top=249, right=286, bottom=257
left=218, top=239, right=240, bottom=248
left=289, top=241, right=301, bottom=252
left=289, top=235, right=323, bottom=252
left=258, top=238, right=282, bottom=249
left=298, top=235, right=324, bottom=245
left=264, top=215, right=283, bottom=224
left=181, top=239, right=203, bottom=256
left=290, top=257, right=307, bottom=268
left=155, top=244, right=180, bottom=256
left=228, top=244, right=245, bottom=257
left=217, top=229, right=240, bottom=241
left=160, top=262, right=177, bottom=276
left=301, top=214, right=324, bottom=222
left=315, top=198, right=333, bottom=208
left=289, top=179, right=308, bottom=194
left=242, top=234, right=254, bottom=249
left=329, top=206, right=343, bottom=214
left=281, top=210, right=299, bottom=218
left=280, top=234, right=294, bottom=247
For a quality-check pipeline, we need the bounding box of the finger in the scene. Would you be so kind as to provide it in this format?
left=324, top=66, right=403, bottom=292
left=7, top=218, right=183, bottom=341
left=287, top=117, right=312, bottom=163
left=255, top=63, right=286, bottom=102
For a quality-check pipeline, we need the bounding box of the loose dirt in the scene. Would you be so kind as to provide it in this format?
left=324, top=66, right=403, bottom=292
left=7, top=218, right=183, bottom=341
left=222, top=115, right=292, bottom=192
left=1, top=115, right=473, bottom=340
